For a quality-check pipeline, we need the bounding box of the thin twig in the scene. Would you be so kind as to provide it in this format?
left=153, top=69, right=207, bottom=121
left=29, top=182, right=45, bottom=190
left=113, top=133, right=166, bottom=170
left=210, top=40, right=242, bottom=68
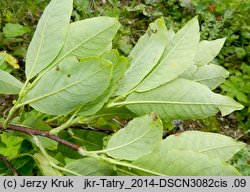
left=50, top=107, right=82, bottom=134
left=0, top=123, right=80, bottom=151
left=0, top=155, right=19, bottom=176
left=236, top=129, right=250, bottom=140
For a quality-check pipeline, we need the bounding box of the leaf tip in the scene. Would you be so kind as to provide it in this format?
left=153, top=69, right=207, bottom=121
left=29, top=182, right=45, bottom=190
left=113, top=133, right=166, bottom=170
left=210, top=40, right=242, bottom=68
left=220, top=102, right=244, bottom=116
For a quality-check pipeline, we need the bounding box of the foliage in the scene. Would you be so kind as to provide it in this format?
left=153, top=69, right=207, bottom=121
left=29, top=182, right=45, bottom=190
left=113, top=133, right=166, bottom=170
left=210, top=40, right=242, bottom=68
left=84, top=0, right=250, bottom=132
left=229, top=146, right=250, bottom=176
left=3, top=23, right=30, bottom=38
left=180, top=0, right=250, bottom=131
left=0, top=0, right=247, bottom=176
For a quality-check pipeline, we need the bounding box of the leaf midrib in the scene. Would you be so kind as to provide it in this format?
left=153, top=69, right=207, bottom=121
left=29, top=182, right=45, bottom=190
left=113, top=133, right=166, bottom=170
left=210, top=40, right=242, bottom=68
left=115, top=100, right=241, bottom=108
left=0, top=80, right=21, bottom=91
left=154, top=19, right=197, bottom=71
left=128, top=34, right=159, bottom=72
left=23, top=65, right=108, bottom=105
left=28, top=0, right=57, bottom=79
left=99, top=123, right=154, bottom=154
left=193, top=74, right=228, bottom=82
left=0, top=78, right=22, bottom=89
left=198, top=143, right=245, bottom=153
left=55, top=20, right=118, bottom=64
left=120, top=35, right=163, bottom=93
left=137, top=18, right=198, bottom=91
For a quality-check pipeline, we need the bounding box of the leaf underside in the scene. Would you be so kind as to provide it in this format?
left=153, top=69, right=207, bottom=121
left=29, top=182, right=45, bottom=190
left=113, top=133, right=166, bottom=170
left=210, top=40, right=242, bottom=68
left=0, top=69, right=23, bottom=94
left=135, top=16, right=200, bottom=92
left=162, top=131, right=246, bottom=161
left=79, top=50, right=128, bottom=116
left=23, top=57, right=113, bottom=115
left=132, top=149, right=241, bottom=176
left=106, top=114, right=163, bottom=160
left=115, top=17, right=168, bottom=95
left=181, top=64, right=229, bottom=90
left=125, top=78, right=243, bottom=121
left=52, top=17, right=120, bottom=65
left=195, top=38, right=226, bottom=66
left=25, top=0, right=73, bottom=79
left=65, top=158, right=114, bottom=176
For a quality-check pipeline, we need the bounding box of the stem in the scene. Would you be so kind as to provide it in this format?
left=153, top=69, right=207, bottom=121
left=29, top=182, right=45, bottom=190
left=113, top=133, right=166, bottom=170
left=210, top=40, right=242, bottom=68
left=87, top=153, right=164, bottom=176
left=111, top=87, right=136, bottom=104
left=1, top=123, right=162, bottom=175
left=111, top=95, right=126, bottom=103
left=45, top=115, right=64, bottom=123
left=86, top=148, right=117, bottom=155
left=33, top=136, right=81, bottom=176
left=18, top=79, right=30, bottom=100
left=3, top=105, right=19, bottom=128
left=0, top=123, right=81, bottom=151
left=3, top=63, right=57, bottom=127
left=115, top=167, right=137, bottom=176
left=0, top=155, right=19, bottom=176
left=27, top=54, right=66, bottom=92
left=3, top=79, right=30, bottom=128
left=8, top=153, right=34, bottom=161
left=49, top=107, right=82, bottom=135
left=236, top=129, right=250, bottom=140
left=51, top=163, right=82, bottom=176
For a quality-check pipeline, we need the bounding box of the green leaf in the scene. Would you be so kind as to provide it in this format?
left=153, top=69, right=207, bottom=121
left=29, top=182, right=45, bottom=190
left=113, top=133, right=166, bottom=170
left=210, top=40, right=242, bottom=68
left=132, top=149, right=241, bottom=176
left=11, top=156, right=35, bottom=176
left=52, top=16, right=120, bottom=65
left=0, top=160, right=13, bottom=176
left=65, top=158, right=114, bottom=176
left=0, top=132, right=23, bottom=156
left=241, top=63, right=250, bottom=75
left=79, top=50, right=128, bottom=116
left=101, top=50, right=128, bottom=84
left=221, top=78, right=249, bottom=103
left=195, top=38, right=226, bottom=66
left=235, top=47, right=246, bottom=59
left=33, top=153, right=62, bottom=176
left=136, top=16, right=200, bottom=92
left=70, top=129, right=107, bottom=151
left=0, top=69, right=23, bottom=94
left=0, top=155, right=34, bottom=176
left=115, top=17, right=168, bottom=95
left=124, top=78, right=243, bottom=121
left=0, top=52, right=5, bottom=65
left=230, top=147, right=250, bottom=176
left=0, top=156, right=35, bottom=176
left=162, top=131, right=246, bottom=161
left=57, top=143, right=82, bottom=160
left=95, top=106, right=135, bottom=120
left=182, top=64, right=229, bottom=90
left=3, top=23, right=30, bottom=38
left=25, top=0, right=73, bottom=79
left=105, top=114, right=163, bottom=161
left=22, top=57, right=112, bottom=115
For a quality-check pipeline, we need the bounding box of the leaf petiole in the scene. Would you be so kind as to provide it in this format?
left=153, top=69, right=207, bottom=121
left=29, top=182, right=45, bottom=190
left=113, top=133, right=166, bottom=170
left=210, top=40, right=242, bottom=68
left=49, top=107, right=83, bottom=135
left=87, top=153, right=165, bottom=176
left=32, top=136, right=81, bottom=176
